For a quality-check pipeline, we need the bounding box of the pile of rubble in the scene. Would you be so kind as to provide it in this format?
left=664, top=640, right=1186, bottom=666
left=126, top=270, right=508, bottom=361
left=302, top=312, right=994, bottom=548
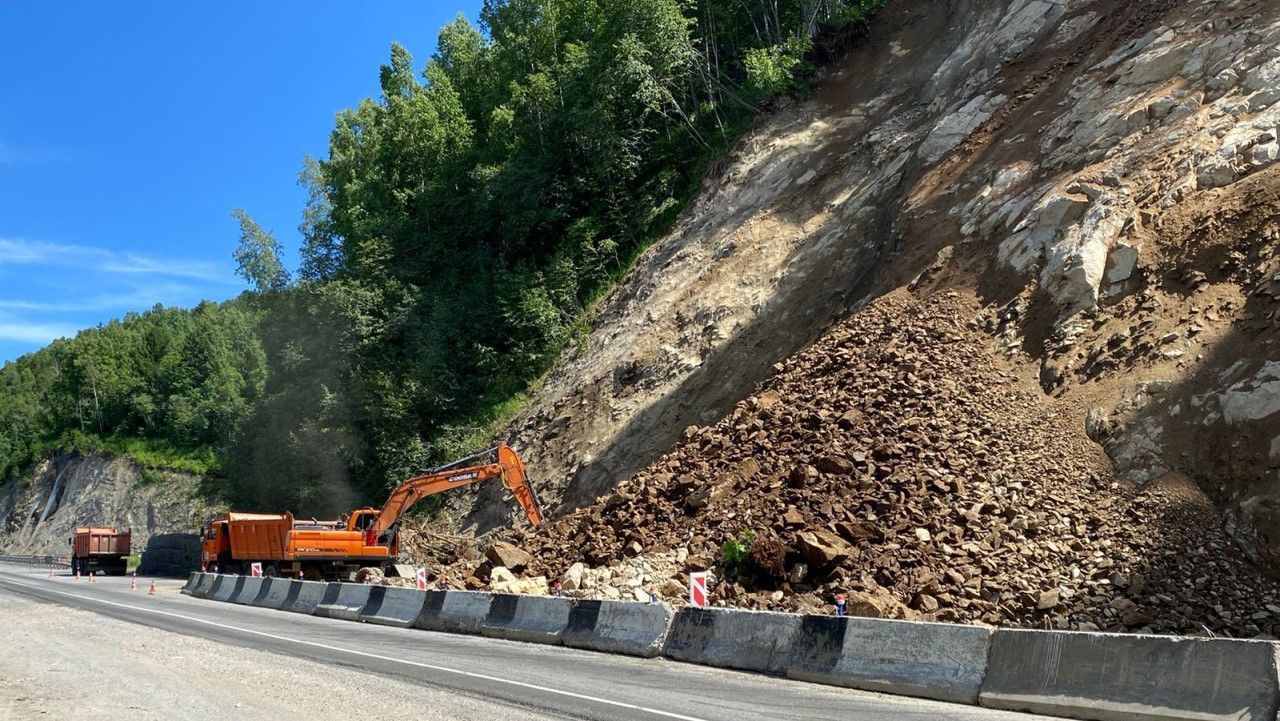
left=443, top=290, right=1280, bottom=637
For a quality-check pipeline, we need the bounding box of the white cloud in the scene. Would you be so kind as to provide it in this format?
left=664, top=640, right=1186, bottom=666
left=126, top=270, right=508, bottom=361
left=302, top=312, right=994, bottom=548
left=0, top=321, right=78, bottom=344
left=0, top=238, right=235, bottom=284
left=0, top=281, right=200, bottom=313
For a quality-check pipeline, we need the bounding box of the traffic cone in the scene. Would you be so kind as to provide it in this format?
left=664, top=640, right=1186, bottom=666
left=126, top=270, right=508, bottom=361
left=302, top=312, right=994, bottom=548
left=89, top=571, right=95, bottom=584
left=130, top=573, right=137, bottom=591
left=148, top=580, right=157, bottom=596
left=75, top=569, right=80, bottom=581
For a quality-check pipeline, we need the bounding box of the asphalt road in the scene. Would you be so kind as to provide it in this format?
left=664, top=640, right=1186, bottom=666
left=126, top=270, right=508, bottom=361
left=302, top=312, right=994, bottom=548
left=0, top=566, right=1063, bottom=720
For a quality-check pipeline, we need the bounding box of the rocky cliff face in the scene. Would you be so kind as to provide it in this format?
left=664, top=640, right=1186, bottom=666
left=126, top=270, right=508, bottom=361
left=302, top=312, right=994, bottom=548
left=442, top=0, right=1280, bottom=597
left=0, top=454, right=219, bottom=574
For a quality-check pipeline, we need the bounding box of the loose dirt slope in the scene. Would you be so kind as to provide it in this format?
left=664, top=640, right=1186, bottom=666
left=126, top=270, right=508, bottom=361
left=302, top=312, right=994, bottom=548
left=419, top=0, right=1280, bottom=637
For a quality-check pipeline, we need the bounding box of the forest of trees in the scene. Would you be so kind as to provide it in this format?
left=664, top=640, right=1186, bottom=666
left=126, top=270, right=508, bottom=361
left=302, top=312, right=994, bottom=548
left=0, top=0, right=884, bottom=515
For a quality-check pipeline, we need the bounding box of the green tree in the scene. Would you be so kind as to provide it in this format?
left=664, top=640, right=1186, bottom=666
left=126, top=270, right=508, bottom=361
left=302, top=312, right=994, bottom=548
left=232, top=209, right=291, bottom=292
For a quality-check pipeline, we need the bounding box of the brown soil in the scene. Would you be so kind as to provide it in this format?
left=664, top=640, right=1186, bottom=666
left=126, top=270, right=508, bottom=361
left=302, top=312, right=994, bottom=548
left=485, top=289, right=1280, bottom=636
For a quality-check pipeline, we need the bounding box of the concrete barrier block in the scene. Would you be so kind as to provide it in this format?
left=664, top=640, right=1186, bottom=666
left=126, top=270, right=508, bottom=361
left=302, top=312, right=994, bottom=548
left=788, top=615, right=992, bottom=704
left=181, top=572, right=199, bottom=593
left=416, top=590, right=493, bottom=635
left=980, top=628, right=1280, bottom=721
left=664, top=607, right=800, bottom=675
left=203, top=574, right=224, bottom=600
left=211, top=575, right=244, bottom=603
left=313, top=582, right=372, bottom=621
left=562, top=600, right=674, bottom=658
left=359, top=586, right=429, bottom=627
left=251, top=577, right=292, bottom=609
left=480, top=594, right=573, bottom=645
left=231, top=577, right=264, bottom=605
left=187, top=573, right=214, bottom=598
left=281, top=579, right=328, bottom=615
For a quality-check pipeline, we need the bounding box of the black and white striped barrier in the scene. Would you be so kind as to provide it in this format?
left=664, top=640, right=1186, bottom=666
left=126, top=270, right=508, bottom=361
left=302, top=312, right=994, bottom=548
left=181, top=573, right=1280, bottom=721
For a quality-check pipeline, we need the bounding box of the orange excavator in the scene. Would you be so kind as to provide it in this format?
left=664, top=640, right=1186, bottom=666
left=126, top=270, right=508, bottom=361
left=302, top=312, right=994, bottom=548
left=202, top=444, right=543, bottom=579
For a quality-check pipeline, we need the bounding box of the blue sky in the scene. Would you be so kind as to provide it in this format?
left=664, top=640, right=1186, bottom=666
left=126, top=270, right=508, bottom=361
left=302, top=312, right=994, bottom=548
left=0, top=2, right=482, bottom=362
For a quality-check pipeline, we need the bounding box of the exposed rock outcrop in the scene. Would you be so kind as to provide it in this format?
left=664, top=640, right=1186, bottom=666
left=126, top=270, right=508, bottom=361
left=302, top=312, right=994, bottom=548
left=0, top=454, right=218, bottom=573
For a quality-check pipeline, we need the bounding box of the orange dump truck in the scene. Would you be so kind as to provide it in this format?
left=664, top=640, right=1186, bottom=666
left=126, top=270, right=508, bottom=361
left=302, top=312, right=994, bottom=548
left=201, top=511, right=394, bottom=579
left=202, top=444, right=544, bottom=579
left=70, top=527, right=131, bottom=576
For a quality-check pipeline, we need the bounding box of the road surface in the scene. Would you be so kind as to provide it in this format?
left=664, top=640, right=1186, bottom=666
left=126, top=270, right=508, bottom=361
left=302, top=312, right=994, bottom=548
left=0, top=566, right=1063, bottom=720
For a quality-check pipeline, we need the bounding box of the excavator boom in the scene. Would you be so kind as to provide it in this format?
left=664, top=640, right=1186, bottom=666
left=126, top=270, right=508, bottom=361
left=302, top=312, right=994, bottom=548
left=369, top=444, right=544, bottom=539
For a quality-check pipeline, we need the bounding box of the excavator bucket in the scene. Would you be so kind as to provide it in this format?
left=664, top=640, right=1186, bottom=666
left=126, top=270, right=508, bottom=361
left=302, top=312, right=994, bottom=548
left=498, top=444, right=545, bottom=526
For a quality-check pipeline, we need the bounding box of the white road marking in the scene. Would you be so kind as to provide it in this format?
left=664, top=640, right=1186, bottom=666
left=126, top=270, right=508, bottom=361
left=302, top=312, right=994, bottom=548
left=0, top=573, right=707, bottom=721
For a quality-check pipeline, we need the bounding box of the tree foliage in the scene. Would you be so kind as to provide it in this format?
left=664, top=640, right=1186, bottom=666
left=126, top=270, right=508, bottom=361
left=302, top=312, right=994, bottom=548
left=0, top=0, right=885, bottom=514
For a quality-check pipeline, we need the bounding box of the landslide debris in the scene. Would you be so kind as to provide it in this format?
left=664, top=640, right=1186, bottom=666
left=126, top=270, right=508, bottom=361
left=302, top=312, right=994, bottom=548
left=485, top=290, right=1280, bottom=637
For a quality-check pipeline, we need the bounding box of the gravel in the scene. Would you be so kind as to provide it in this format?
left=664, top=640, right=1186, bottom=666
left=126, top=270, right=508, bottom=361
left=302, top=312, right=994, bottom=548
left=0, top=591, right=565, bottom=720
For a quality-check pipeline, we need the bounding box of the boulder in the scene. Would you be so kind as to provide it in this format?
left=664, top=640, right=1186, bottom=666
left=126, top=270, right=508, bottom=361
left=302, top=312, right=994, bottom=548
left=562, top=562, right=586, bottom=591
left=490, top=566, right=518, bottom=585
left=492, top=575, right=549, bottom=595
left=846, top=589, right=912, bottom=619
left=796, top=529, right=855, bottom=568
left=486, top=541, right=533, bottom=571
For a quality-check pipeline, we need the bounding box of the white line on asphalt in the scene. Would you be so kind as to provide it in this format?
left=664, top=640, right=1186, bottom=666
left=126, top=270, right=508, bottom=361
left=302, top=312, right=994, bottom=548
left=0, top=573, right=707, bottom=721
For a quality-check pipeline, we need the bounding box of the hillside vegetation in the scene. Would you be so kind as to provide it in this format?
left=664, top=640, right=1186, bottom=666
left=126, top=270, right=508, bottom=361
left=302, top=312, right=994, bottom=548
left=0, top=0, right=884, bottom=514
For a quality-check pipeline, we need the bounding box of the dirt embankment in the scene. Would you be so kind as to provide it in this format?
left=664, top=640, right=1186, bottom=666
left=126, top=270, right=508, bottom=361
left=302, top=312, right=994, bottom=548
left=413, top=0, right=1280, bottom=638
left=450, top=291, right=1278, bottom=636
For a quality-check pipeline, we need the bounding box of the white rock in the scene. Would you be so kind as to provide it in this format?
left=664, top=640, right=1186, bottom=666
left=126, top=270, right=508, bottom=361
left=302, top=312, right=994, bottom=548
left=1197, top=159, right=1237, bottom=188
left=562, top=562, right=586, bottom=591
left=1104, top=243, right=1140, bottom=285
left=1220, top=362, right=1280, bottom=423
left=919, top=94, right=1007, bottom=164
left=1250, top=142, right=1278, bottom=168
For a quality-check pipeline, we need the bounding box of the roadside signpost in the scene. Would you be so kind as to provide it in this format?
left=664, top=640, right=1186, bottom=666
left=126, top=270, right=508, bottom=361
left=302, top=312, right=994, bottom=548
left=689, top=571, right=708, bottom=608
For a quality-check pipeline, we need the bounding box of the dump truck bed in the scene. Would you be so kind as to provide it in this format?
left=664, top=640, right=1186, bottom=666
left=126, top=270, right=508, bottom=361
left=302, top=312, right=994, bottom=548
left=72, top=527, right=131, bottom=557
left=225, top=513, right=293, bottom=561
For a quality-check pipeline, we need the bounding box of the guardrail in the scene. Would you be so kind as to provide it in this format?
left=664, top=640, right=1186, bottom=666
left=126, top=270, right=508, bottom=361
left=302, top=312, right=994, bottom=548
left=184, top=572, right=1280, bottom=721
left=0, top=554, right=71, bottom=569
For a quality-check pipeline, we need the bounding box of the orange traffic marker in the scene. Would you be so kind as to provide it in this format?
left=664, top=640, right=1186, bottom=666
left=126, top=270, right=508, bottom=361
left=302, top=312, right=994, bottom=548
left=89, top=572, right=95, bottom=584
left=148, top=580, right=157, bottom=596
left=130, top=573, right=137, bottom=591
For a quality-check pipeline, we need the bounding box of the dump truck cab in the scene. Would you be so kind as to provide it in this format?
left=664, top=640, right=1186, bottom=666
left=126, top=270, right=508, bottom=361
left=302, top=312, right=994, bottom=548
left=201, top=519, right=231, bottom=571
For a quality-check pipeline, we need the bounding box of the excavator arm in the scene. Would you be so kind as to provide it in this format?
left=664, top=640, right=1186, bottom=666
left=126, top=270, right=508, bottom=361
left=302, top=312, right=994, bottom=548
left=366, top=444, right=544, bottom=543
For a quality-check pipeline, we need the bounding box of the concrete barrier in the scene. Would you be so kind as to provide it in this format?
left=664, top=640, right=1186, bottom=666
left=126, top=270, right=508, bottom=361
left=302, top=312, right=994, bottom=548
left=181, top=572, right=199, bottom=593
left=979, top=628, right=1280, bottom=721
left=281, top=579, right=328, bottom=615
left=211, top=575, right=244, bottom=603
left=415, top=590, right=493, bottom=635
left=251, top=577, right=292, bottom=609
left=230, top=577, right=264, bottom=605
left=562, top=600, right=674, bottom=658
left=313, top=582, right=372, bottom=621
left=359, top=586, right=428, bottom=627
left=480, top=594, right=573, bottom=645
left=787, top=615, right=992, bottom=704
left=663, top=607, right=800, bottom=675
left=187, top=572, right=215, bottom=598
